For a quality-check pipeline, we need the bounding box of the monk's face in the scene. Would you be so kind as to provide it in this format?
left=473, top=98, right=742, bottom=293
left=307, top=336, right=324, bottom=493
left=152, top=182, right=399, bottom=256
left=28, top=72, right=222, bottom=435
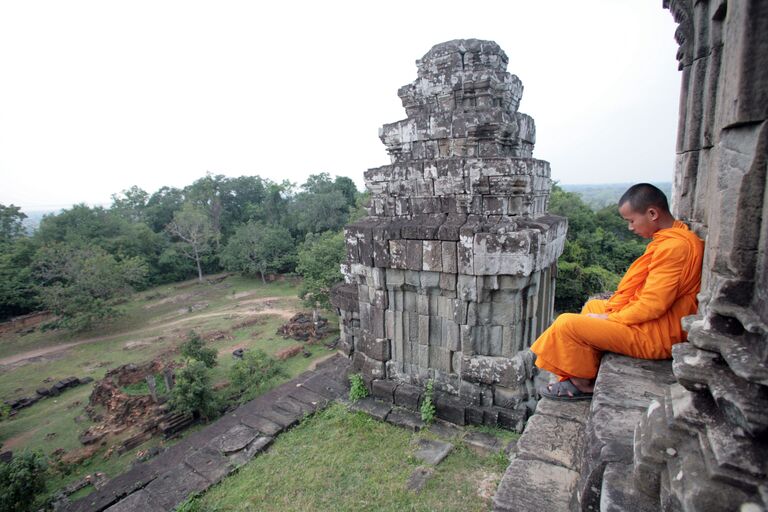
left=618, top=202, right=658, bottom=238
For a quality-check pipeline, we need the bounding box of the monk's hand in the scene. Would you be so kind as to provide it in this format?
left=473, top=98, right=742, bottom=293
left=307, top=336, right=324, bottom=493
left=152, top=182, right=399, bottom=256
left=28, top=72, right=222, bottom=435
left=586, top=313, right=609, bottom=320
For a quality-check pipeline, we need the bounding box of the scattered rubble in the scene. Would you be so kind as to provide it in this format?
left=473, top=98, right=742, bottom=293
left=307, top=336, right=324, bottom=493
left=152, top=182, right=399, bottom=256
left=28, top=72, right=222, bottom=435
left=275, top=345, right=303, bottom=360
left=277, top=312, right=329, bottom=342
left=2, top=375, right=95, bottom=416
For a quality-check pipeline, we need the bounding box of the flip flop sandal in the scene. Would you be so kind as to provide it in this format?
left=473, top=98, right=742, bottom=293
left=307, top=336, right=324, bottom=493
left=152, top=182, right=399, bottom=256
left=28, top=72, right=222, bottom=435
left=539, top=379, right=593, bottom=401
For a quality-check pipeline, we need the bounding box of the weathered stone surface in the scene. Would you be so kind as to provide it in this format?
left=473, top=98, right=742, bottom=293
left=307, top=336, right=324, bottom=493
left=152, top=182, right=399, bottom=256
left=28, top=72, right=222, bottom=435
left=492, top=458, right=579, bottom=512
left=184, top=447, right=232, bottom=483
left=103, top=490, right=164, bottom=512
left=238, top=411, right=283, bottom=435
left=143, top=466, right=209, bottom=511
left=412, top=438, right=453, bottom=465
left=463, top=431, right=502, bottom=456
left=210, top=424, right=258, bottom=454
left=227, top=436, right=273, bottom=468
left=349, top=397, right=392, bottom=421
left=515, top=413, right=584, bottom=470
left=386, top=408, right=425, bottom=431
left=334, top=38, right=565, bottom=427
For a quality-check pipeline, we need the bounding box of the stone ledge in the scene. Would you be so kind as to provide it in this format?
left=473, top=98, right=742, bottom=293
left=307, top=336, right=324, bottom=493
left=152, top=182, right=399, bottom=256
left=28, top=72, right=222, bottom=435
left=491, top=352, right=674, bottom=512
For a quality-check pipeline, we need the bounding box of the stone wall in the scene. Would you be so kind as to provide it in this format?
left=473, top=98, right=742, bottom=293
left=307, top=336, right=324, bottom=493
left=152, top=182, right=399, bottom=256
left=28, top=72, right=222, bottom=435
left=613, top=1, right=768, bottom=509
left=332, top=39, right=566, bottom=428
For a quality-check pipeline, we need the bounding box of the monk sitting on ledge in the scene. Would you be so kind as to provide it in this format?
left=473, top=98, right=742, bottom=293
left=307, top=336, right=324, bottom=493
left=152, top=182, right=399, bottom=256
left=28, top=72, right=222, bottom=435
left=531, top=183, right=704, bottom=400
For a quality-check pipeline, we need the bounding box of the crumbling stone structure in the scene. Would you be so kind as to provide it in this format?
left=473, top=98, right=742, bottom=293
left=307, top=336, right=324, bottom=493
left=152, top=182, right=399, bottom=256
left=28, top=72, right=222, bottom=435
left=625, top=1, right=768, bottom=509
left=332, top=39, right=566, bottom=427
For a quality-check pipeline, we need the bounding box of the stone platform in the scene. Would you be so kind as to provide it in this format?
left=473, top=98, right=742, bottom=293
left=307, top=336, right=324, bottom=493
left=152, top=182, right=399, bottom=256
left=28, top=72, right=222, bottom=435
left=492, top=353, right=676, bottom=512
left=64, top=354, right=350, bottom=512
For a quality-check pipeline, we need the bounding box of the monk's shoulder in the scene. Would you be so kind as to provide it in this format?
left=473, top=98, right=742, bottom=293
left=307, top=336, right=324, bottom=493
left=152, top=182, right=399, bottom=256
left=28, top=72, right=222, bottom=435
left=653, top=236, right=693, bottom=261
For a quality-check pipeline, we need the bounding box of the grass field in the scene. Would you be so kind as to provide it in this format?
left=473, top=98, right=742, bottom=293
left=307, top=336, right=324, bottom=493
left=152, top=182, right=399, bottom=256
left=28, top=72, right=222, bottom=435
left=0, top=274, right=339, bottom=505
left=181, top=403, right=515, bottom=512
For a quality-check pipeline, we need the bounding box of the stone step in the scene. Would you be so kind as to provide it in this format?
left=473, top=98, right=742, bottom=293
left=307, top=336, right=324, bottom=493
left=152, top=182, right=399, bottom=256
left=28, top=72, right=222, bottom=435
left=600, top=463, right=659, bottom=512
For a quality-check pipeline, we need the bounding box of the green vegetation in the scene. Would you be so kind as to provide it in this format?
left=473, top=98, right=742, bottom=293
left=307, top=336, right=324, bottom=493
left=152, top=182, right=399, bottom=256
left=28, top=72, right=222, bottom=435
left=561, top=182, right=672, bottom=210
left=228, top=349, right=287, bottom=403
left=296, top=230, right=345, bottom=309
left=0, top=277, right=338, bottom=505
left=184, top=403, right=512, bottom=512
left=0, top=171, right=359, bottom=326
left=180, top=331, right=218, bottom=368
left=549, top=184, right=648, bottom=311
left=420, top=380, right=436, bottom=424
left=0, top=450, right=48, bottom=512
left=348, top=374, right=368, bottom=402
left=170, top=361, right=220, bottom=420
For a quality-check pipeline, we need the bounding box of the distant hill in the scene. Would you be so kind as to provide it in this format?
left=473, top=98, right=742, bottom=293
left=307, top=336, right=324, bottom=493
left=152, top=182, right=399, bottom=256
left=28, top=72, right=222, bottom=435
left=560, top=182, right=673, bottom=211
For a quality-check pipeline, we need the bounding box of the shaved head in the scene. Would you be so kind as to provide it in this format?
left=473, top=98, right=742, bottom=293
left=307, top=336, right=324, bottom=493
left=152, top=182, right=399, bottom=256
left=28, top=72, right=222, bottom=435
left=618, top=183, right=670, bottom=214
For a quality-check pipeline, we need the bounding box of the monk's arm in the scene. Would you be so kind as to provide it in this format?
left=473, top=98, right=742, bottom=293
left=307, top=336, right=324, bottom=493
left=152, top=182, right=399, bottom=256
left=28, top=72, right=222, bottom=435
left=607, top=240, right=689, bottom=325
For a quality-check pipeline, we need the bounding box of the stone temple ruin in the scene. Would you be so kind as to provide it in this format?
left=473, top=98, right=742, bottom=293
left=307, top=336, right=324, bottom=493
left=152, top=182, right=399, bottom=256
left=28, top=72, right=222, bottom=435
left=331, top=39, right=566, bottom=428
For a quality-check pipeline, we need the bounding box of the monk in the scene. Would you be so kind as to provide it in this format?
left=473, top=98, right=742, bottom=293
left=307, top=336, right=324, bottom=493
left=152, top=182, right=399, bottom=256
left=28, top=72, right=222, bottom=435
left=531, top=183, right=704, bottom=400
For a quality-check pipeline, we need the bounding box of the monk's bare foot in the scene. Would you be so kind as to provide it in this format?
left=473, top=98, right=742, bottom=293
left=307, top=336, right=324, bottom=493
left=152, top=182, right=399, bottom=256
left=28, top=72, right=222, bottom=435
left=570, top=377, right=595, bottom=393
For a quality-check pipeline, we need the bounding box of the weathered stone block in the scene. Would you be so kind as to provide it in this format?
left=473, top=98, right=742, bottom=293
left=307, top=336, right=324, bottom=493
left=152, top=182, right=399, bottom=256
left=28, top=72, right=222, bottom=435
left=371, top=379, right=398, bottom=402
left=422, top=240, right=442, bottom=271
left=359, top=334, right=391, bottom=362
left=441, top=242, right=458, bottom=273
left=395, top=382, right=421, bottom=409
left=406, top=240, right=423, bottom=270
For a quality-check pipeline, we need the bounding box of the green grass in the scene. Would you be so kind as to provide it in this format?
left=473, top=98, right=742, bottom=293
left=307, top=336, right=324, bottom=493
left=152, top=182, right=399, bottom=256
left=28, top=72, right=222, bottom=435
left=184, top=403, right=511, bottom=512
left=0, top=274, right=339, bottom=504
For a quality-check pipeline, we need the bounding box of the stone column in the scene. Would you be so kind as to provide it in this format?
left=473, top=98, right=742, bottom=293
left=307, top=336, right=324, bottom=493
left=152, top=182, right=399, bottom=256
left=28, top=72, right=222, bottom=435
left=332, top=39, right=566, bottom=428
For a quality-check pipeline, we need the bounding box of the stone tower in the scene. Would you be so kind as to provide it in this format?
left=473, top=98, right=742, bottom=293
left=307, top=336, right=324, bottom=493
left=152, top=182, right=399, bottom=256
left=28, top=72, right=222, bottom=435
left=331, top=39, right=566, bottom=428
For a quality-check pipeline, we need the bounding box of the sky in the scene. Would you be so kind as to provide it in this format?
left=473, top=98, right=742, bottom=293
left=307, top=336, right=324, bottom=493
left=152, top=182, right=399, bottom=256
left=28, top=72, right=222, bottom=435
left=0, top=1, right=682, bottom=211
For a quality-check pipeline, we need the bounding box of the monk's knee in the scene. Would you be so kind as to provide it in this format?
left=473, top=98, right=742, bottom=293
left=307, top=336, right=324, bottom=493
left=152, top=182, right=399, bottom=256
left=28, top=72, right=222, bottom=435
left=553, top=313, right=581, bottom=335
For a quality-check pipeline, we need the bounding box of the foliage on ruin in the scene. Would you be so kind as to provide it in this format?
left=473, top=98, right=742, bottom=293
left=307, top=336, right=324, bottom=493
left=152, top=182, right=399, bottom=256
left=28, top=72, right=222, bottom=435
left=420, top=380, right=436, bottom=424
left=348, top=373, right=368, bottom=402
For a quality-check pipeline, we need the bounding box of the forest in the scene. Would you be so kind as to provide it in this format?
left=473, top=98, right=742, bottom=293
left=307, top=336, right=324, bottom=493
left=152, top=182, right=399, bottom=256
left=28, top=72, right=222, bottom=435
left=0, top=176, right=647, bottom=330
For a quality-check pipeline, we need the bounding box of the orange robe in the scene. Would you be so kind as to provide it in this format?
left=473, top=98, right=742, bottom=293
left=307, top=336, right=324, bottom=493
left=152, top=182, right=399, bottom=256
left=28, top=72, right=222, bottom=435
left=531, top=221, right=704, bottom=381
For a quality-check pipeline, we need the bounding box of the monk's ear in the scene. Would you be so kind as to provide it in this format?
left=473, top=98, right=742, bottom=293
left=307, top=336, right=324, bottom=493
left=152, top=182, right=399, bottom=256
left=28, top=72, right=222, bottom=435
left=647, top=207, right=660, bottom=221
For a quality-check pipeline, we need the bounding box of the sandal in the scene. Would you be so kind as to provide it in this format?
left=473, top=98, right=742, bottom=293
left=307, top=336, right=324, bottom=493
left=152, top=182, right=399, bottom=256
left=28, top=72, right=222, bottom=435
left=539, top=379, right=593, bottom=401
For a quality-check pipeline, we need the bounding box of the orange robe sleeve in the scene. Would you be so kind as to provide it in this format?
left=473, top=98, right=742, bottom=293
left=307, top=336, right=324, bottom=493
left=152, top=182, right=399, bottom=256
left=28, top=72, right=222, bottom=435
left=607, top=238, right=690, bottom=325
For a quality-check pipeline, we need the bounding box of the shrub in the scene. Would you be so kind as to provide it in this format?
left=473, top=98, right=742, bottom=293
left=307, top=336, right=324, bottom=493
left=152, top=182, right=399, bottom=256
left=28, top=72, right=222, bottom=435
left=169, top=361, right=219, bottom=421
left=348, top=374, right=368, bottom=402
left=229, top=349, right=286, bottom=402
left=420, top=380, right=436, bottom=424
left=0, top=451, right=48, bottom=512
left=180, top=331, right=218, bottom=368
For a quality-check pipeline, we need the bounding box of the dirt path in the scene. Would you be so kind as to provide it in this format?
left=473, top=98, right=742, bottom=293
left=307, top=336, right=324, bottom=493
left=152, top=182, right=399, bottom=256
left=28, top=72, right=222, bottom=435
left=0, top=296, right=297, bottom=368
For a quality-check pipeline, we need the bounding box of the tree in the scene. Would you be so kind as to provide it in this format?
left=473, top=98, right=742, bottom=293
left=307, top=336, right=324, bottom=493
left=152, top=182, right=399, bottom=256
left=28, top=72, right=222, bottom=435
left=180, top=331, right=218, bottom=368
left=165, top=203, right=214, bottom=282
left=229, top=349, right=286, bottom=402
left=0, top=204, right=27, bottom=245
left=169, top=361, right=219, bottom=421
left=0, top=238, right=39, bottom=320
left=33, top=244, right=147, bottom=330
left=220, top=221, right=295, bottom=282
left=144, top=186, right=185, bottom=232
left=0, top=451, right=48, bottom=512
left=110, top=186, right=149, bottom=223
left=296, top=230, right=345, bottom=309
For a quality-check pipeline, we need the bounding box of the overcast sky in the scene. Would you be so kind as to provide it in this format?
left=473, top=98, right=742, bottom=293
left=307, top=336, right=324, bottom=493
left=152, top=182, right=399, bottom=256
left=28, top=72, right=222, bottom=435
left=0, top=1, right=681, bottom=211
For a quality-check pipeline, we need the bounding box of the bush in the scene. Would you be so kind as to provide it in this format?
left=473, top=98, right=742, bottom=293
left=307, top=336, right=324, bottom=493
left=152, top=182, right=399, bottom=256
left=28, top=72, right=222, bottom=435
left=420, top=380, right=436, bottom=424
left=169, top=361, right=219, bottom=421
left=0, top=451, right=48, bottom=512
left=180, top=331, right=218, bottom=368
left=348, top=374, right=368, bottom=402
left=229, top=349, right=286, bottom=402
left=555, top=261, right=620, bottom=313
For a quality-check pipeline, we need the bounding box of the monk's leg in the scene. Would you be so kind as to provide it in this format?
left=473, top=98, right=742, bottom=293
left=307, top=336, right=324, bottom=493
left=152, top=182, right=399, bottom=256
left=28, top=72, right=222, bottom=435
left=531, top=313, right=648, bottom=381
left=581, top=299, right=608, bottom=315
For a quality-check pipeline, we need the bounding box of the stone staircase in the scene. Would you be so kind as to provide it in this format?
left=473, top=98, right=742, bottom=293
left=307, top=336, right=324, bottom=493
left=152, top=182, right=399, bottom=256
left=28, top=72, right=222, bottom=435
left=63, top=354, right=350, bottom=512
